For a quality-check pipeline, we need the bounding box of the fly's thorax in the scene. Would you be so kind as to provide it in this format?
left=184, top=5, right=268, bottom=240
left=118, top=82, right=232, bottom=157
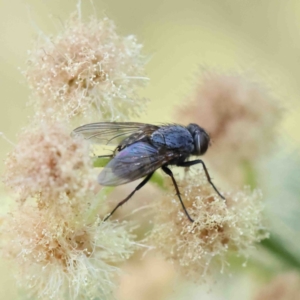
left=150, top=125, right=194, bottom=153
left=186, top=124, right=210, bottom=156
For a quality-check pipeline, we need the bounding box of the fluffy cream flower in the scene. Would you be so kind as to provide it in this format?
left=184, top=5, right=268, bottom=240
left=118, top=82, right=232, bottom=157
left=25, top=12, right=148, bottom=122
left=3, top=121, right=98, bottom=217
left=148, top=170, right=268, bottom=281
left=2, top=205, right=138, bottom=300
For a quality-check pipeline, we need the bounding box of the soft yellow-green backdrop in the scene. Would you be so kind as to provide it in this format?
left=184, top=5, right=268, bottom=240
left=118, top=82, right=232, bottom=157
left=1, top=0, right=300, bottom=299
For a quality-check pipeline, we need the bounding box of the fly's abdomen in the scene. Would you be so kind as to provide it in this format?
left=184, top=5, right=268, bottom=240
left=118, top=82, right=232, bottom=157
left=98, top=142, right=162, bottom=186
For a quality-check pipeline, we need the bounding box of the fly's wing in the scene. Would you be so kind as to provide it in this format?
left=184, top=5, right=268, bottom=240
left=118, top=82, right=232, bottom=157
left=98, top=142, right=179, bottom=186
left=72, top=122, right=159, bottom=147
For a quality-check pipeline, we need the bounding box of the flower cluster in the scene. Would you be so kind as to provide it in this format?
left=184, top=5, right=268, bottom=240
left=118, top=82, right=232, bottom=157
left=25, top=13, right=148, bottom=122
left=2, top=121, right=139, bottom=299
left=2, top=10, right=147, bottom=298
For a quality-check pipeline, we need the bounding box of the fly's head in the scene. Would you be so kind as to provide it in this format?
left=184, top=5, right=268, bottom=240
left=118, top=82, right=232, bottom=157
left=186, top=123, right=210, bottom=156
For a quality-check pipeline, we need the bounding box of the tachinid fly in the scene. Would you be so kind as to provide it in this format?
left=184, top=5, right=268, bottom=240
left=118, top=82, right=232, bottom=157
left=72, top=122, right=225, bottom=222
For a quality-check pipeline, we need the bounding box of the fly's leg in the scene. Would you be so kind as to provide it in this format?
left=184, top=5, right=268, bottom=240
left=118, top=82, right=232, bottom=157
left=162, top=166, right=194, bottom=222
left=178, top=160, right=225, bottom=200
left=103, top=172, right=154, bottom=222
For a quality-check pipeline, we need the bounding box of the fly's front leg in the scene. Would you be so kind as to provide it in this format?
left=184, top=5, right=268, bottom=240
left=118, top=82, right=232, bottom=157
left=103, top=172, right=154, bottom=222
left=178, top=160, right=225, bottom=200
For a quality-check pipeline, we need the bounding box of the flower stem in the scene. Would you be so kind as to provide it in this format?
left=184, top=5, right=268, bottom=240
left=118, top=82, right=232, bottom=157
left=260, top=235, right=300, bottom=270
left=242, top=159, right=257, bottom=188
left=93, top=157, right=111, bottom=168
left=241, top=160, right=300, bottom=271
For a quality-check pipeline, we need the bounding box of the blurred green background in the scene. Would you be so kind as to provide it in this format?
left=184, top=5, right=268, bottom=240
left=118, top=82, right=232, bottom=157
left=1, top=0, right=300, bottom=299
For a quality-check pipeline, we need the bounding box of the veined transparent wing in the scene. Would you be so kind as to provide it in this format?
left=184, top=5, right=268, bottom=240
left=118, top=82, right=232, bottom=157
left=98, top=142, right=179, bottom=186
left=72, top=122, right=159, bottom=147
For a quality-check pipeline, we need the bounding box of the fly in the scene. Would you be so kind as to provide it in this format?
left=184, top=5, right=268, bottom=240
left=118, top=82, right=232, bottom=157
left=72, top=122, right=225, bottom=222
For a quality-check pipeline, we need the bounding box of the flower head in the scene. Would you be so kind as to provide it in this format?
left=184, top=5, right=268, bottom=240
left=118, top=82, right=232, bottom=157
left=2, top=205, right=138, bottom=300
left=178, top=70, right=281, bottom=185
left=25, top=13, right=148, bottom=122
left=148, top=170, right=268, bottom=281
left=3, top=121, right=98, bottom=217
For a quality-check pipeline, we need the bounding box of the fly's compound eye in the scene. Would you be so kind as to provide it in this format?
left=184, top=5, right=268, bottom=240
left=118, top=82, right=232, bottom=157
left=195, top=130, right=210, bottom=155
left=195, top=132, right=201, bottom=154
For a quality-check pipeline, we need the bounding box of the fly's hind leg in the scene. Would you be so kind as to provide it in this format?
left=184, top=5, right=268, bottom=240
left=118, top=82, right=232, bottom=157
left=162, top=166, right=194, bottom=222
left=103, top=172, right=154, bottom=221
left=177, top=160, right=225, bottom=200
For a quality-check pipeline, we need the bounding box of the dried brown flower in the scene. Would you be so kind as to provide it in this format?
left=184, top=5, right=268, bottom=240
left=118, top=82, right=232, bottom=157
left=178, top=70, right=281, bottom=185
left=148, top=170, right=268, bottom=281
left=25, top=12, right=148, bottom=122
